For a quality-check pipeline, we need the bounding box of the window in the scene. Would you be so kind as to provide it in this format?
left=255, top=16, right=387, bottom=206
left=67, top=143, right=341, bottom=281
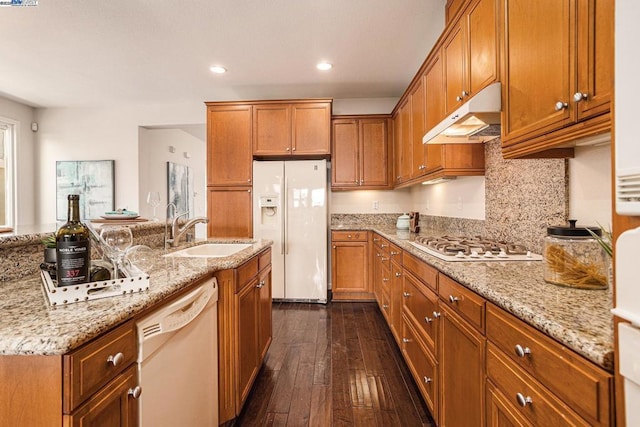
left=0, top=120, right=15, bottom=228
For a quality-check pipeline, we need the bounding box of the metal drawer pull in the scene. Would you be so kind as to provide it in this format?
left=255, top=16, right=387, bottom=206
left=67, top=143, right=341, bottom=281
left=423, top=376, right=432, bottom=384
left=383, top=278, right=390, bottom=282
left=514, top=344, right=532, bottom=358
left=402, top=338, right=411, bottom=343
left=424, top=316, right=432, bottom=323
left=403, top=292, right=411, bottom=298
left=395, top=272, right=402, bottom=277
left=256, top=281, right=265, bottom=289
left=573, top=92, right=588, bottom=102
left=107, top=352, right=124, bottom=367
left=554, top=101, right=568, bottom=111
left=128, top=386, right=142, bottom=399
left=433, top=311, right=441, bottom=318
left=380, top=244, right=388, bottom=248
left=516, top=392, right=533, bottom=407
left=449, top=295, right=460, bottom=303
left=382, top=304, right=389, bottom=308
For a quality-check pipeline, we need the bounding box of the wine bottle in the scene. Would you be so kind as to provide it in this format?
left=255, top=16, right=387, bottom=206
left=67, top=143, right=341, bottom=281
left=56, top=194, right=91, bottom=286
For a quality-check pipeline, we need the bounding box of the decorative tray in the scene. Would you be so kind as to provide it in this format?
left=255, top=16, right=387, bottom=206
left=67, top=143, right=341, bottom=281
left=40, top=270, right=150, bottom=306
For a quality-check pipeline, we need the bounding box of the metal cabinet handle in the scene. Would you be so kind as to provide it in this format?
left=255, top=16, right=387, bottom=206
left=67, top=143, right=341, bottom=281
left=448, top=295, right=460, bottom=303
left=402, top=338, right=411, bottom=343
left=286, top=147, right=290, bottom=151
left=554, top=101, right=568, bottom=111
left=423, top=376, right=432, bottom=384
left=381, top=257, right=389, bottom=262
left=433, top=311, right=441, bottom=318
left=383, top=278, right=390, bottom=282
left=256, top=281, right=265, bottom=289
left=107, top=352, right=124, bottom=367
left=128, top=386, right=142, bottom=399
left=456, top=95, right=463, bottom=102
left=360, top=179, right=364, bottom=184
left=514, top=344, right=532, bottom=358
left=292, top=147, right=296, bottom=151
left=516, top=392, right=533, bottom=407
left=424, top=316, right=432, bottom=323
left=380, top=244, right=388, bottom=248
left=332, top=245, right=336, bottom=249
left=403, top=292, right=411, bottom=298
left=462, top=90, right=469, bottom=97
left=248, top=179, right=251, bottom=182
left=395, top=272, right=402, bottom=277
left=347, top=234, right=352, bottom=238
left=382, top=304, right=389, bottom=308
left=573, top=92, right=588, bottom=102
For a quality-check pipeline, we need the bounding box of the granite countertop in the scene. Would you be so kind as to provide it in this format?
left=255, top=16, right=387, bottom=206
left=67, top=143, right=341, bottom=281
left=0, top=238, right=272, bottom=356
left=333, top=224, right=614, bottom=372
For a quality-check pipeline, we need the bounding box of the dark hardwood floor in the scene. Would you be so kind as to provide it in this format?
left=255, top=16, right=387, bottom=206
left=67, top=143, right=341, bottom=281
left=235, top=302, right=435, bottom=427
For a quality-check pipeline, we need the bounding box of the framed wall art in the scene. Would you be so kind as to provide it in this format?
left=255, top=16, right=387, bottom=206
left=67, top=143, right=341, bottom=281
left=167, top=161, right=193, bottom=216
left=56, top=160, right=115, bottom=220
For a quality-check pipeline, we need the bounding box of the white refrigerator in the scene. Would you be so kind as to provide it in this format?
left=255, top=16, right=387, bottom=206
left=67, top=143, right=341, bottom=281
left=614, top=3, right=640, bottom=425
left=252, top=160, right=328, bottom=303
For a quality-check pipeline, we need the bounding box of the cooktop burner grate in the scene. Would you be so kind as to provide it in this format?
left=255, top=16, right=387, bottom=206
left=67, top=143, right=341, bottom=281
left=411, top=235, right=542, bottom=262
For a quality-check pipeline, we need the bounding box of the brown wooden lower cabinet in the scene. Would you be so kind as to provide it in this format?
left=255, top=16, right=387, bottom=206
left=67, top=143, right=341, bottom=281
left=331, top=230, right=373, bottom=300
left=216, top=248, right=272, bottom=424
left=439, top=302, right=486, bottom=426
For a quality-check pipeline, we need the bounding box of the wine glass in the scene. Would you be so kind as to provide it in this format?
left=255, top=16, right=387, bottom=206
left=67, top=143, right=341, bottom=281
left=100, top=226, right=133, bottom=279
left=146, top=191, right=161, bottom=221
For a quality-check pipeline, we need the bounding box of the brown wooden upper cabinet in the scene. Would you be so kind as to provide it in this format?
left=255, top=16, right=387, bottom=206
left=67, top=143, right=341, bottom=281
left=331, top=116, right=391, bottom=190
left=206, top=104, right=253, bottom=186
left=253, top=100, right=332, bottom=156
left=443, top=0, right=498, bottom=115
left=501, top=0, right=613, bottom=158
left=410, top=78, right=427, bottom=179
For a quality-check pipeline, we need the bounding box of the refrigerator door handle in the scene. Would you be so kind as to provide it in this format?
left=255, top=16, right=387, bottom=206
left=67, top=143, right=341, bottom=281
left=284, top=177, right=289, bottom=255
left=280, top=174, right=285, bottom=255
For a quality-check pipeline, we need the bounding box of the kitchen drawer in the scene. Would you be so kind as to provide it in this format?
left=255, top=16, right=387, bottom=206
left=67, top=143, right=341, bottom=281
left=63, top=320, right=137, bottom=412
left=389, top=242, right=403, bottom=265
left=486, top=304, right=613, bottom=426
left=486, top=343, right=589, bottom=426
left=403, top=252, right=437, bottom=292
left=438, top=273, right=485, bottom=332
left=236, top=256, right=258, bottom=292
left=331, top=230, right=368, bottom=242
left=402, top=315, right=439, bottom=423
left=372, top=233, right=390, bottom=250
left=380, top=264, right=391, bottom=295
left=258, top=247, right=271, bottom=272
left=402, top=270, right=439, bottom=354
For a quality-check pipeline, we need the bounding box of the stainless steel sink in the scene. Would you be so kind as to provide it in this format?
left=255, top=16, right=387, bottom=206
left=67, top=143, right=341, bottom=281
left=165, top=243, right=253, bottom=258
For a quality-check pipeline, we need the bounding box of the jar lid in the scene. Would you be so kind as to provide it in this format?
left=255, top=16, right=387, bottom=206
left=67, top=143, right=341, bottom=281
left=547, top=219, right=601, bottom=237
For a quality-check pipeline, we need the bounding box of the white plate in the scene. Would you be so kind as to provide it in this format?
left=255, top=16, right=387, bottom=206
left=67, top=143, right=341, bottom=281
left=100, top=214, right=140, bottom=220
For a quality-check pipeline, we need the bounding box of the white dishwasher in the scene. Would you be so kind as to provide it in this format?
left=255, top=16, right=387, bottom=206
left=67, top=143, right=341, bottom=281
left=136, top=277, right=218, bottom=427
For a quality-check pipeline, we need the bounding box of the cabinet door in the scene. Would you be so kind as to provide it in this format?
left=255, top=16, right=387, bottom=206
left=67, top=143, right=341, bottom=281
left=425, top=52, right=446, bottom=133
left=467, top=0, right=498, bottom=96
left=502, top=0, right=574, bottom=144
left=207, top=105, right=253, bottom=186
left=443, top=22, right=467, bottom=114
left=399, top=99, right=413, bottom=182
left=389, top=261, right=403, bottom=343
left=207, top=187, right=252, bottom=238
left=439, top=303, right=486, bottom=427
left=257, top=267, right=272, bottom=361
left=331, top=119, right=359, bottom=188
left=66, top=364, right=139, bottom=427
left=253, top=104, right=291, bottom=155
left=331, top=241, right=369, bottom=296
left=575, top=0, right=613, bottom=120
left=360, top=118, right=390, bottom=187
left=291, top=102, right=331, bottom=155
left=392, top=112, right=402, bottom=185
left=236, top=278, right=259, bottom=408
left=410, top=78, right=426, bottom=178
left=486, top=380, right=532, bottom=427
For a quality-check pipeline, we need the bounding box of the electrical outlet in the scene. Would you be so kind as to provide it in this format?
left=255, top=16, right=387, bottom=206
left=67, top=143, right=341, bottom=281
left=372, top=200, right=379, bottom=210
left=457, top=196, right=463, bottom=211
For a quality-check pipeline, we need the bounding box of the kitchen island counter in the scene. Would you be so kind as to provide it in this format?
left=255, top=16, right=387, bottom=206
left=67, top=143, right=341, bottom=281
left=333, top=223, right=614, bottom=371
left=0, top=238, right=272, bottom=356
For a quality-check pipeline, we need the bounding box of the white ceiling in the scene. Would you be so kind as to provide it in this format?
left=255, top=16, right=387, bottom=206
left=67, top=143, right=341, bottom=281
left=0, top=0, right=445, bottom=108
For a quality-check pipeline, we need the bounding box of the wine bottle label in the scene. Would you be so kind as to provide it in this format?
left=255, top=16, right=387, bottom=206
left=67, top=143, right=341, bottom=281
left=56, top=241, right=90, bottom=286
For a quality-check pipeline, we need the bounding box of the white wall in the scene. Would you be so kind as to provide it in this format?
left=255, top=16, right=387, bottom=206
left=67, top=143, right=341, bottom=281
left=34, top=102, right=205, bottom=223
left=138, top=126, right=207, bottom=236
left=0, top=97, right=36, bottom=226
left=568, top=143, right=612, bottom=228
left=332, top=98, right=398, bottom=115
left=330, top=188, right=411, bottom=213
left=410, top=176, right=486, bottom=219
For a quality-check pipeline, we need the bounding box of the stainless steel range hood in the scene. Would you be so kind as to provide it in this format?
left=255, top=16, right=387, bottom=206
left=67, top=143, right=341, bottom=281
left=423, top=82, right=501, bottom=144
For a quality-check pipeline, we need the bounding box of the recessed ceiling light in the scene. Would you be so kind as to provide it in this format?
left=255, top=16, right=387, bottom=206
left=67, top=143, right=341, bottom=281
left=210, top=66, right=227, bottom=74
left=316, top=62, right=333, bottom=71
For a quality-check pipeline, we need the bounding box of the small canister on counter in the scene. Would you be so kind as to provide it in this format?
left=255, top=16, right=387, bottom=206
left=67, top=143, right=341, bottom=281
left=543, top=220, right=609, bottom=290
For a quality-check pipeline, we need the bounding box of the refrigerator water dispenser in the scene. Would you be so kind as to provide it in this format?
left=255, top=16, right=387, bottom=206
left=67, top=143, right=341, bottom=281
left=259, top=196, right=279, bottom=227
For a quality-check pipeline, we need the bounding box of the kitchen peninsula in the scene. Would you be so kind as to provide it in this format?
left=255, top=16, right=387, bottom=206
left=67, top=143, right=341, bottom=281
left=0, top=225, right=273, bottom=426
